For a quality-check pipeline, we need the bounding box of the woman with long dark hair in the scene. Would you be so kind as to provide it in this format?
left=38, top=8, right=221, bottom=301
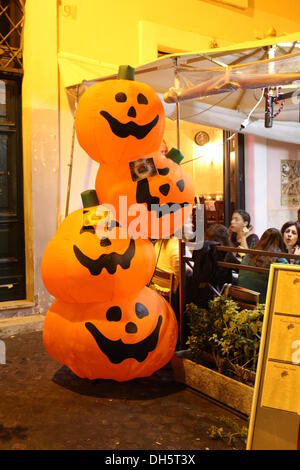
left=281, top=221, right=300, bottom=261
left=237, top=228, right=287, bottom=303
left=230, top=209, right=259, bottom=249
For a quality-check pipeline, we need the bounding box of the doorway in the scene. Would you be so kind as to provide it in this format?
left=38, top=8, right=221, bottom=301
left=0, top=75, right=25, bottom=301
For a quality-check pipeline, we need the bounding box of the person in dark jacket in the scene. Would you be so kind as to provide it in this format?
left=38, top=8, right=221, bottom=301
left=206, top=223, right=240, bottom=290
left=189, top=224, right=239, bottom=307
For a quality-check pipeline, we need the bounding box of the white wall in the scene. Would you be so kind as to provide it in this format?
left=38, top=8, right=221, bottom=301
left=245, top=135, right=268, bottom=237
left=245, top=135, right=300, bottom=238
left=267, top=140, right=300, bottom=229
left=164, top=119, right=223, bottom=198
left=22, top=0, right=59, bottom=313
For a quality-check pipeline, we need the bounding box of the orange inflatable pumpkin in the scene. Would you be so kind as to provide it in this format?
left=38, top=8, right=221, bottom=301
left=43, top=287, right=178, bottom=381
left=41, top=209, right=156, bottom=303
left=96, top=150, right=194, bottom=239
left=75, top=67, right=165, bottom=165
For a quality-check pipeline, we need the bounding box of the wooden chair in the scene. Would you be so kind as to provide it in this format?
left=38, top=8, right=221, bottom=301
left=220, top=283, right=260, bottom=310
left=149, top=268, right=174, bottom=304
left=214, top=200, right=224, bottom=224
left=203, top=200, right=225, bottom=230
left=204, top=204, right=217, bottom=230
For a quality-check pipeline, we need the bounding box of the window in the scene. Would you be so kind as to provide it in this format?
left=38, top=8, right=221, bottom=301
left=0, top=0, right=24, bottom=72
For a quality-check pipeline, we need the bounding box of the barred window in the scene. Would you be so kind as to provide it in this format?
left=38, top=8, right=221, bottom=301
left=0, top=0, right=25, bottom=72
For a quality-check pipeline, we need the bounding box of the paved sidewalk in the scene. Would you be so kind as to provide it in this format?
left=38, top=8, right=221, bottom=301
left=0, top=330, right=247, bottom=451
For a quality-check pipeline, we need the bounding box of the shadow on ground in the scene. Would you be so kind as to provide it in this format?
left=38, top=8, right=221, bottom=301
left=0, top=424, right=28, bottom=443
left=53, top=364, right=185, bottom=400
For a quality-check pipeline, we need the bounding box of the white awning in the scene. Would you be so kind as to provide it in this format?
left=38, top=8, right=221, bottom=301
left=59, top=32, right=300, bottom=143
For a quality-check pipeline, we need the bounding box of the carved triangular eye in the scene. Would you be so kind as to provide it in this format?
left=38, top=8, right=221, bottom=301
left=106, top=306, right=122, bottom=322
left=135, top=302, right=149, bottom=319
left=158, top=168, right=170, bottom=176
left=176, top=179, right=185, bottom=192
left=115, top=92, right=127, bottom=102
left=80, top=226, right=95, bottom=235
left=137, top=93, right=148, bottom=105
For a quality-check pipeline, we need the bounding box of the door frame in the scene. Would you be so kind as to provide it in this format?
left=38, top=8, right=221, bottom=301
left=0, top=70, right=34, bottom=307
left=223, top=131, right=245, bottom=226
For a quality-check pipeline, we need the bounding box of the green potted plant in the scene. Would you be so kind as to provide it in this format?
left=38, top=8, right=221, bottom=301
left=172, top=296, right=265, bottom=415
left=186, top=296, right=264, bottom=383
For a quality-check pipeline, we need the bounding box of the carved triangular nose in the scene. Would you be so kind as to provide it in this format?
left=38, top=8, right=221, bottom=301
left=100, top=237, right=111, bottom=247
left=127, top=106, right=136, bottom=118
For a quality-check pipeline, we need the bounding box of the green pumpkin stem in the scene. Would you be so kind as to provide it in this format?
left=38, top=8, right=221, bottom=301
left=81, top=189, right=99, bottom=208
left=118, top=65, right=135, bottom=81
left=166, top=148, right=184, bottom=165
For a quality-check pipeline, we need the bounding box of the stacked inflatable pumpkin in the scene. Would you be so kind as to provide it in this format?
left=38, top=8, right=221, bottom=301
left=41, top=65, right=194, bottom=381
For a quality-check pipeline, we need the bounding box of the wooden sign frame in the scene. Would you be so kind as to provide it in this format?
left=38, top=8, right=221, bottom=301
left=247, top=263, right=300, bottom=450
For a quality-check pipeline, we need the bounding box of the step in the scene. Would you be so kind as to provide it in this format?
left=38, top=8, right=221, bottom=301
left=0, top=314, right=44, bottom=339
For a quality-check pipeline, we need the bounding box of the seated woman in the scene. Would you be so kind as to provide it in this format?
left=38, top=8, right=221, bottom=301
left=230, top=209, right=259, bottom=249
left=237, top=228, right=287, bottom=303
left=281, top=220, right=300, bottom=264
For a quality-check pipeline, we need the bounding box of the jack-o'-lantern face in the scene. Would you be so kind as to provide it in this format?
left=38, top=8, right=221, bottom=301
left=41, top=209, right=155, bottom=303
left=43, top=287, right=178, bottom=381
left=85, top=302, right=162, bottom=365
left=96, top=152, right=194, bottom=239
left=75, top=79, right=165, bottom=165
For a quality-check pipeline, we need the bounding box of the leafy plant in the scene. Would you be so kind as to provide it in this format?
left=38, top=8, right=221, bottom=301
left=208, top=416, right=248, bottom=448
left=186, top=296, right=265, bottom=382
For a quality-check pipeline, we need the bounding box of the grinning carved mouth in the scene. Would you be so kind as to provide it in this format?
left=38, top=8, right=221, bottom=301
left=136, top=178, right=189, bottom=218
left=73, top=238, right=135, bottom=275
left=99, top=111, right=159, bottom=139
left=85, top=315, right=162, bottom=364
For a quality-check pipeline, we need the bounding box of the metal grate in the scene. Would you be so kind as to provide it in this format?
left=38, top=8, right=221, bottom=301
left=0, top=0, right=25, bottom=72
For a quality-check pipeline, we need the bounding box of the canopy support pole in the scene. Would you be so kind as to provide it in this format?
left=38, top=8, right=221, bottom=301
left=65, top=85, right=79, bottom=218
left=173, top=58, right=185, bottom=350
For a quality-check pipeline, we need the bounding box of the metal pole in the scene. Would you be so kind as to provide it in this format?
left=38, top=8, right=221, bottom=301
left=175, top=64, right=181, bottom=151
left=65, top=85, right=79, bottom=218
left=265, top=46, right=276, bottom=128
left=174, top=58, right=185, bottom=349
left=223, top=130, right=231, bottom=226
